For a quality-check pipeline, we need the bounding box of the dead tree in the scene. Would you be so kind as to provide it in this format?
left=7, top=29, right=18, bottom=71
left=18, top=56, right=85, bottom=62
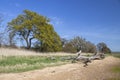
left=72, top=51, right=105, bottom=67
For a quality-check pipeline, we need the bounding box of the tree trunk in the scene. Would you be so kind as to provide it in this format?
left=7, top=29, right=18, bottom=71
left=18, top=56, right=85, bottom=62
left=25, top=38, right=30, bottom=49
left=26, top=37, right=34, bottom=49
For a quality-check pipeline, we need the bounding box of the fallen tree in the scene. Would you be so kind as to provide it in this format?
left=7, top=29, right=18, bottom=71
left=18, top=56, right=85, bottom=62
left=37, top=50, right=105, bottom=67
left=72, top=50, right=105, bottom=67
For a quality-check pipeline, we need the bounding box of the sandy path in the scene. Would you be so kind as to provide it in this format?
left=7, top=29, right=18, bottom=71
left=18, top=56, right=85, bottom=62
left=0, top=56, right=120, bottom=80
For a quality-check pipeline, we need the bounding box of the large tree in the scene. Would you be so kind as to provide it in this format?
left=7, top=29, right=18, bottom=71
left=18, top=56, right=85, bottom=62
left=8, top=10, right=62, bottom=51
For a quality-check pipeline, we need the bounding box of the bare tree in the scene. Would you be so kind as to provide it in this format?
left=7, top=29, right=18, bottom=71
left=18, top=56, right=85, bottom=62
left=97, top=42, right=111, bottom=53
left=70, top=36, right=86, bottom=52
left=69, top=36, right=96, bottom=53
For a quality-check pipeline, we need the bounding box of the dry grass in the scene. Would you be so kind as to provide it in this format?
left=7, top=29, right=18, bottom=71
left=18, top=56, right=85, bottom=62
left=0, top=48, right=75, bottom=56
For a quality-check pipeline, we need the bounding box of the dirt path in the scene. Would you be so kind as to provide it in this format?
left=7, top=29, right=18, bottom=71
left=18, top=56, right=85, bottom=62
left=0, top=56, right=120, bottom=80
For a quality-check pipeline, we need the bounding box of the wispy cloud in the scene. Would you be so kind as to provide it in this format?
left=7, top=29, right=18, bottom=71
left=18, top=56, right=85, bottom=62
left=49, top=16, right=63, bottom=26
left=61, top=34, right=71, bottom=39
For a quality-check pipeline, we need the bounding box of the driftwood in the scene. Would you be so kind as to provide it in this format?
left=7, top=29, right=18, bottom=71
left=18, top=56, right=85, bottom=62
left=48, top=50, right=105, bottom=67
left=72, top=51, right=105, bottom=67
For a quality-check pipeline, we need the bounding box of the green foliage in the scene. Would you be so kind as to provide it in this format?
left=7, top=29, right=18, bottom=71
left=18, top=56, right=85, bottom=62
left=8, top=10, right=49, bottom=49
left=8, top=10, right=62, bottom=51
left=35, top=24, right=62, bottom=52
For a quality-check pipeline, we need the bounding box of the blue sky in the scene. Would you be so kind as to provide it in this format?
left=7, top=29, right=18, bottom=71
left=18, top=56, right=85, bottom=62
left=0, top=0, right=120, bottom=51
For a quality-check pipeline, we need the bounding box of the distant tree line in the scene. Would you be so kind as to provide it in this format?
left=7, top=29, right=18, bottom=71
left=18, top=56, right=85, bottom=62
left=61, top=36, right=111, bottom=53
left=0, top=10, right=111, bottom=53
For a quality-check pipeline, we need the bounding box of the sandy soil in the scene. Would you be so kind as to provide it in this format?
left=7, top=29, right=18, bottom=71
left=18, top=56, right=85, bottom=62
left=0, top=56, right=120, bottom=80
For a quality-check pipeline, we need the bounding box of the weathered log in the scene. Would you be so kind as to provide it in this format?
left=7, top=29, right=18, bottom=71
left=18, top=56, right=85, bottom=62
left=72, top=51, right=105, bottom=67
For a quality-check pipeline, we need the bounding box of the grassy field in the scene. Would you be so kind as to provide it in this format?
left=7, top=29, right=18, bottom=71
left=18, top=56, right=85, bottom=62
left=0, top=48, right=76, bottom=73
left=0, top=55, right=75, bottom=73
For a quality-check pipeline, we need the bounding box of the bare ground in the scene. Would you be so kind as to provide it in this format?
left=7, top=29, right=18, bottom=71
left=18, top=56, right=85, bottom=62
left=0, top=56, right=120, bottom=80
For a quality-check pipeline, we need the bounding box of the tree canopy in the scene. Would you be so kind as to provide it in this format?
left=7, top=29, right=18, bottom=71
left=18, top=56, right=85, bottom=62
left=8, top=10, right=62, bottom=51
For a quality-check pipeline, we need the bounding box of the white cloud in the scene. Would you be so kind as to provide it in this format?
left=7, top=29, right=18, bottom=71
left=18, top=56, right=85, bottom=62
left=61, top=34, right=71, bottom=39
left=49, top=16, right=63, bottom=26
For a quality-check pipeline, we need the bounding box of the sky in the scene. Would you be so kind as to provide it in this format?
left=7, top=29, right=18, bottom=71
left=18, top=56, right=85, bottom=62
left=0, top=0, right=120, bottom=51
